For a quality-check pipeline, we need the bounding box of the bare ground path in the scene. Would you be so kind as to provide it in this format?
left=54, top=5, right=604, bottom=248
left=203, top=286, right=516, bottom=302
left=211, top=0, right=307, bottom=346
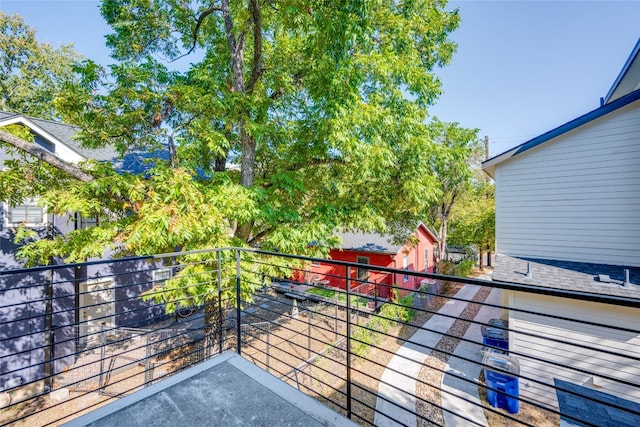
left=374, top=284, right=485, bottom=427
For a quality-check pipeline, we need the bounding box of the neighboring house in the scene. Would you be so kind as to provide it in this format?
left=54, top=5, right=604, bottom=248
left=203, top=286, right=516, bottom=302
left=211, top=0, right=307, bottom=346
left=482, top=38, right=640, bottom=409
left=297, top=223, right=438, bottom=300
left=0, top=112, right=167, bottom=393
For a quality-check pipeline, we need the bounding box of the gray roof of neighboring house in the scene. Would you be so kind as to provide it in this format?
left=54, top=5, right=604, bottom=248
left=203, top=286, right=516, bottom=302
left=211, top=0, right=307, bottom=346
left=0, top=111, right=118, bottom=161
left=0, top=111, right=167, bottom=174
left=335, top=223, right=438, bottom=254
left=555, top=378, right=640, bottom=427
left=335, top=231, right=404, bottom=254
left=492, top=254, right=640, bottom=299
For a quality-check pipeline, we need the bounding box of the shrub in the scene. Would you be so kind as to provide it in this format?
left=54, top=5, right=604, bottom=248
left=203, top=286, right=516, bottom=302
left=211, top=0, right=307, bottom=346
left=454, top=258, right=474, bottom=277
left=350, top=292, right=416, bottom=357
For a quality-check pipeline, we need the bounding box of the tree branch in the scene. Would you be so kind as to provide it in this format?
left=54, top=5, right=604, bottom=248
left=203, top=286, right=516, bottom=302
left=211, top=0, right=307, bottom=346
left=246, top=0, right=263, bottom=94
left=247, top=226, right=273, bottom=246
left=188, top=5, right=223, bottom=55
left=0, top=130, right=93, bottom=182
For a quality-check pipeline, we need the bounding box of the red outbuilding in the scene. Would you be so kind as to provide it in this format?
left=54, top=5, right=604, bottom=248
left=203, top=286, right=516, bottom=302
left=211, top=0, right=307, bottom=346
left=299, top=223, right=438, bottom=300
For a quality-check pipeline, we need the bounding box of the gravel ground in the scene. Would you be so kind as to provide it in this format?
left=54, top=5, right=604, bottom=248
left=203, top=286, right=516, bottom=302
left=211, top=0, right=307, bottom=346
left=416, top=286, right=491, bottom=426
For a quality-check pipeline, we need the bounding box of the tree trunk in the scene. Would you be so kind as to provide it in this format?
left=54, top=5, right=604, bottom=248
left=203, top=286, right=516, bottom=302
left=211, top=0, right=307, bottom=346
left=204, top=296, right=224, bottom=355
left=487, top=249, right=492, bottom=267
left=437, top=214, right=448, bottom=272
left=478, top=249, right=484, bottom=271
left=221, top=0, right=258, bottom=243
left=240, top=123, right=256, bottom=187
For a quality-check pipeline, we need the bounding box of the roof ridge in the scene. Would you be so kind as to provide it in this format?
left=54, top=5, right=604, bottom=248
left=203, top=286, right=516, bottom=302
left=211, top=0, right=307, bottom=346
left=482, top=88, right=640, bottom=177
left=0, top=110, right=81, bottom=131
left=25, top=114, right=81, bottom=132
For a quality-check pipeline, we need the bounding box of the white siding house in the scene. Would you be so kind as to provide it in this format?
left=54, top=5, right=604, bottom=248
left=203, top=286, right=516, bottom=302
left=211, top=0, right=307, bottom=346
left=489, top=102, right=640, bottom=266
left=509, top=291, right=640, bottom=408
left=0, top=112, right=168, bottom=401
left=483, top=38, right=640, bottom=410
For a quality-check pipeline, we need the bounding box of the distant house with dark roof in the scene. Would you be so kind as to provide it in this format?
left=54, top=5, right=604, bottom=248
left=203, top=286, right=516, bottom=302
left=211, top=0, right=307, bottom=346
left=0, top=112, right=168, bottom=396
left=482, top=38, right=640, bottom=409
left=298, top=223, right=438, bottom=300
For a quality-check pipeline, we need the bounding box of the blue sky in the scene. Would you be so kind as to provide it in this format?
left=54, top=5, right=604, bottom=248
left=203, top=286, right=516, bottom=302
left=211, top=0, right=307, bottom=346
left=1, top=0, right=639, bottom=156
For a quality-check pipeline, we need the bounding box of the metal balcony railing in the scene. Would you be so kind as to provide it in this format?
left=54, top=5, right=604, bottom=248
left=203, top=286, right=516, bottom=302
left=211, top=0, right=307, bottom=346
left=1, top=248, right=639, bottom=426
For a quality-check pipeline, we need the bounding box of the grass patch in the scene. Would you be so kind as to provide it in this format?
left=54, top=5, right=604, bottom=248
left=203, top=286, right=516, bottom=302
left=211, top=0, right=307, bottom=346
left=306, top=287, right=369, bottom=306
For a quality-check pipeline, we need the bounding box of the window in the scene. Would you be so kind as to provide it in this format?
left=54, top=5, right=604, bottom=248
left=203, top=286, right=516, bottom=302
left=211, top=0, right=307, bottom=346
left=403, top=255, right=409, bottom=282
left=424, top=249, right=429, bottom=271
left=153, top=268, right=173, bottom=284
left=77, top=212, right=114, bottom=229
left=78, top=214, right=98, bottom=229
left=5, top=199, right=45, bottom=227
left=356, top=256, right=369, bottom=281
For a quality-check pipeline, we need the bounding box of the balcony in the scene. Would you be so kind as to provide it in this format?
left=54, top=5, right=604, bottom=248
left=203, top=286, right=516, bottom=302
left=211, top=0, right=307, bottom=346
left=1, top=248, right=639, bottom=426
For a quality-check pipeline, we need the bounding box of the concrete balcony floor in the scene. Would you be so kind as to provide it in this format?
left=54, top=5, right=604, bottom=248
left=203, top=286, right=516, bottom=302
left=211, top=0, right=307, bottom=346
left=62, top=351, right=357, bottom=427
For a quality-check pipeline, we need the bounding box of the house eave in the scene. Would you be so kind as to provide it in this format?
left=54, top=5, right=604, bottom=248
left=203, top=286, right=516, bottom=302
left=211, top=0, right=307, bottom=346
left=482, top=89, right=640, bottom=176
left=338, top=247, right=397, bottom=255
left=603, top=38, right=640, bottom=104
left=0, top=114, right=87, bottom=163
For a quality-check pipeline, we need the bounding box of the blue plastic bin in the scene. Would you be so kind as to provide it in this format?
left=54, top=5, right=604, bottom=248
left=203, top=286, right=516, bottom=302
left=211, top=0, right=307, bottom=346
left=483, top=328, right=508, bottom=351
left=483, top=352, right=520, bottom=414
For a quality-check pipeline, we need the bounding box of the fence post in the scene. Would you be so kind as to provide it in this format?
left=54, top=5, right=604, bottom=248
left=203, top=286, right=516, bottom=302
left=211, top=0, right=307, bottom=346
left=144, top=333, right=152, bottom=386
left=346, top=266, right=352, bottom=419
left=43, top=269, right=54, bottom=390
left=235, top=250, right=242, bottom=355
left=374, top=282, right=378, bottom=310
left=334, top=295, right=338, bottom=341
left=266, top=323, right=270, bottom=371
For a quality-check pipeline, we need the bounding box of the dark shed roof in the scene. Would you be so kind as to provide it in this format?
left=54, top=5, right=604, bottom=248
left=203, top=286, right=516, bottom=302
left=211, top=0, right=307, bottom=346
left=335, top=231, right=404, bottom=254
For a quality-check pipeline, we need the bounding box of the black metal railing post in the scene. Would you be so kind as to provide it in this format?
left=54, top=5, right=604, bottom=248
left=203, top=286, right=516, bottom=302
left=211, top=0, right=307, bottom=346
left=235, top=250, right=242, bottom=355
left=346, top=266, right=352, bottom=419
left=99, top=324, right=106, bottom=391
left=43, top=269, right=54, bottom=390
left=217, top=250, right=223, bottom=353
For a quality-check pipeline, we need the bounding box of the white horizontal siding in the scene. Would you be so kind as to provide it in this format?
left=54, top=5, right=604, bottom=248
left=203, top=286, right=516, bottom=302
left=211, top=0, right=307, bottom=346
left=509, top=292, right=640, bottom=409
left=495, top=101, right=640, bottom=266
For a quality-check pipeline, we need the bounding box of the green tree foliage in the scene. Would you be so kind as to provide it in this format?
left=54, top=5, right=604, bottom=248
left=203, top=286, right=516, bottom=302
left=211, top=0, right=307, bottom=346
left=425, top=119, right=480, bottom=267
left=2, top=3, right=465, bottom=328
left=449, top=181, right=495, bottom=270
left=0, top=12, right=82, bottom=119
left=50, top=0, right=460, bottom=254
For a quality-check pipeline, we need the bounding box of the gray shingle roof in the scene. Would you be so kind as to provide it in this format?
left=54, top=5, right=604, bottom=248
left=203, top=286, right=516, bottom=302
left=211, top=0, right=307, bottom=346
left=555, top=378, right=640, bottom=426
left=0, top=111, right=118, bottom=161
left=0, top=111, right=166, bottom=174
left=334, top=231, right=403, bottom=254
left=492, top=254, right=640, bottom=298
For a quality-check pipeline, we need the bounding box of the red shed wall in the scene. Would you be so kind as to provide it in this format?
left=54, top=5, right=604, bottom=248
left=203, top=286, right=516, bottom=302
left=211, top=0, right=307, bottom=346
left=391, top=225, right=438, bottom=296
left=299, top=250, right=395, bottom=299
left=298, top=225, right=438, bottom=300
